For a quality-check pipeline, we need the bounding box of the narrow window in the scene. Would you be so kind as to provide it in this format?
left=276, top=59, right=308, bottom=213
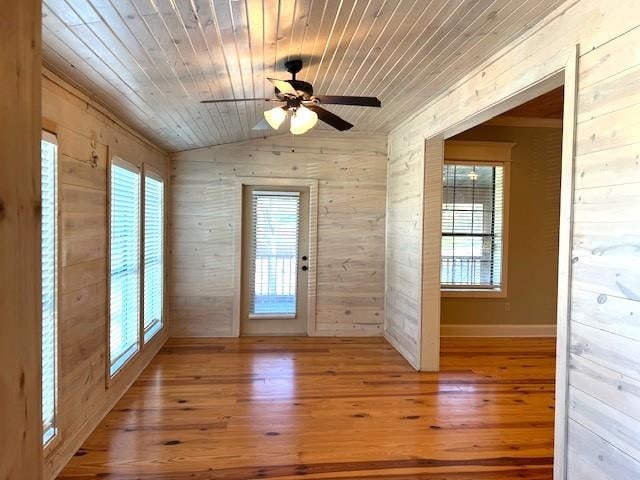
left=41, top=131, right=58, bottom=445
left=441, top=163, right=505, bottom=291
left=109, top=158, right=141, bottom=376
left=143, top=172, right=164, bottom=342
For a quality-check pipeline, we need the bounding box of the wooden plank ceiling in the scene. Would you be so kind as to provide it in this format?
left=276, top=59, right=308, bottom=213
left=42, top=0, right=567, bottom=152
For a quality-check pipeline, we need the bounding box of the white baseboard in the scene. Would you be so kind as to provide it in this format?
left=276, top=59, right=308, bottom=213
left=441, top=324, right=557, bottom=337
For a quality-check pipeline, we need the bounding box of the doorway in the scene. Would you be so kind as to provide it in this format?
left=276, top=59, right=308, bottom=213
left=418, top=47, right=578, bottom=480
left=240, top=185, right=311, bottom=336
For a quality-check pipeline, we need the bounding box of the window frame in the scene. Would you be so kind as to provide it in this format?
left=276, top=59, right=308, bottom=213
left=107, top=156, right=142, bottom=382
left=41, top=128, right=61, bottom=451
left=142, top=166, right=165, bottom=344
left=440, top=141, right=513, bottom=298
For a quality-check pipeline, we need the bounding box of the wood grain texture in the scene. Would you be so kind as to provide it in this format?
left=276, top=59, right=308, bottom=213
left=40, top=0, right=566, bottom=151
left=170, top=130, right=387, bottom=337
left=383, top=1, right=640, bottom=475
left=57, top=337, right=556, bottom=479
left=42, top=71, right=171, bottom=479
left=566, top=22, right=640, bottom=480
left=420, top=137, right=443, bottom=371
left=0, top=1, right=42, bottom=478
left=384, top=129, right=422, bottom=368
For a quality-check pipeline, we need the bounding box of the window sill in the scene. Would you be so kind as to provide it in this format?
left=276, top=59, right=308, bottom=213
left=441, top=288, right=507, bottom=299
left=43, top=427, right=61, bottom=456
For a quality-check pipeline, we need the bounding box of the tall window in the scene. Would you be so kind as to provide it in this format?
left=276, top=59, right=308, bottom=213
left=143, top=173, right=164, bottom=342
left=109, top=159, right=141, bottom=376
left=441, top=162, right=505, bottom=291
left=41, top=131, right=58, bottom=445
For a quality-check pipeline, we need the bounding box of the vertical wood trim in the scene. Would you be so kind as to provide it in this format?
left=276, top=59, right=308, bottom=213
left=0, top=1, right=42, bottom=478
left=232, top=181, right=243, bottom=337
left=105, top=149, right=113, bottom=387
left=306, top=181, right=319, bottom=337
left=139, top=164, right=147, bottom=350
left=421, top=136, right=444, bottom=371
left=553, top=43, right=580, bottom=480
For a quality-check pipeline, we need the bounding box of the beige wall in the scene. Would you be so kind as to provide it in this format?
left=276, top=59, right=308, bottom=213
left=42, top=70, right=170, bottom=479
left=170, top=130, right=387, bottom=337
left=385, top=0, right=640, bottom=476
left=441, top=125, right=562, bottom=326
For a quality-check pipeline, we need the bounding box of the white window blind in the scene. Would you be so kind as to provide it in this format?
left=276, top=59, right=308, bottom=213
left=143, top=174, right=164, bottom=342
left=41, top=132, right=58, bottom=445
left=109, top=160, right=141, bottom=376
left=250, top=191, right=300, bottom=316
left=441, top=163, right=504, bottom=289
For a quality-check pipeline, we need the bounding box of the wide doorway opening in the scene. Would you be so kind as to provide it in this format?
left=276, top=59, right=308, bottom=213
left=440, top=86, right=565, bottom=337
left=437, top=87, right=567, bottom=471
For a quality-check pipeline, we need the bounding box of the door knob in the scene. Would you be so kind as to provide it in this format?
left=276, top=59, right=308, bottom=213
left=302, top=255, right=308, bottom=261
left=301, top=265, right=308, bottom=271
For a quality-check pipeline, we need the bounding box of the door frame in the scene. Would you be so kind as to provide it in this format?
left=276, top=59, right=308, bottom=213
left=418, top=45, right=579, bottom=479
left=232, top=176, right=319, bottom=337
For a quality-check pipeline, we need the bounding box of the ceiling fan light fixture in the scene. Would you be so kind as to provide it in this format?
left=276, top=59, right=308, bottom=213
left=290, top=105, right=318, bottom=135
left=264, top=106, right=287, bottom=129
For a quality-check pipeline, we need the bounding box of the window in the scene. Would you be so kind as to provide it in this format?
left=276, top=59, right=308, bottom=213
left=441, top=162, right=506, bottom=292
left=143, top=172, right=164, bottom=342
left=109, top=159, right=141, bottom=376
left=41, top=131, right=58, bottom=445
left=249, top=191, right=300, bottom=316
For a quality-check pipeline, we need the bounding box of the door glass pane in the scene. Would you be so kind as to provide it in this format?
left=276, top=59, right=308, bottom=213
left=250, top=191, right=300, bottom=316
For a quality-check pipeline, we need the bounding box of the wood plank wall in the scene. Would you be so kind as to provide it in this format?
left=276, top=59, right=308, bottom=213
left=41, top=70, right=170, bottom=479
left=384, top=0, right=640, bottom=475
left=0, top=1, right=42, bottom=478
left=384, top=130, right=423, bottom=367
left=170, top=130, right=387, bottom=337
left=567, top=26, right=640, bottom=478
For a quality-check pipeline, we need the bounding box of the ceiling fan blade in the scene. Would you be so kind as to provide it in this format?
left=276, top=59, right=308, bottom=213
left=252, top=118, right=272, bottom=131
left=200, top=98, right=271, bottom=104
left=267, top=78, right=298, bottom=96
left=312, top=95, right=381, bottom=107
left=306, top=105, right=353, bottom=131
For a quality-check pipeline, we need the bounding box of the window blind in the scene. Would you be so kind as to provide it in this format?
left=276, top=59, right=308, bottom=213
left=250, top=191, right=300, bottom=316
left=441, top=163, right=504, bottom=289
left=110, top=161, right=141, bottom=376
left=41, top=133, right=58, bottom=444
left=144, top=174, right=164, bottom=342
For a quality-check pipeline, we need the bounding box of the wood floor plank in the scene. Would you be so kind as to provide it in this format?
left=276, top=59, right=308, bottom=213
left=57, top=337, right=556, bottom=480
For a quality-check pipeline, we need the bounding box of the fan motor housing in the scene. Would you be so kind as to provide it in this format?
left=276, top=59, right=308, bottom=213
left=275, top=79, right=313, bottom=100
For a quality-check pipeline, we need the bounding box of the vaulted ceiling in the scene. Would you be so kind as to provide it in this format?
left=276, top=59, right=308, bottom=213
left=42, top=0, right=566, bottom=152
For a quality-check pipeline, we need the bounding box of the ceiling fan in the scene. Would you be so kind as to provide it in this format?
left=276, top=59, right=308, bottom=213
left=200, top=59, right=381, bottom=135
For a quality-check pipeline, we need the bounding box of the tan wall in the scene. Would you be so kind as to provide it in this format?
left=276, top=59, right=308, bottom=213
left=41, top=70, right=170, bottom=479
left=170, top=130, right=387, bottom=337
left=385, top=0, right=640, bottom=476
left=441, top=125, right=562, bottom=326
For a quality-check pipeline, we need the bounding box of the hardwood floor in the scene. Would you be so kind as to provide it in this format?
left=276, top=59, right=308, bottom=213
left=57, top=337, right=556, bottom=479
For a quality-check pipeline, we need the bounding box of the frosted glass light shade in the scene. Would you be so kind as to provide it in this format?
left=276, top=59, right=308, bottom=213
left=290, top=106, right=318, bottom=135
left=264, top=107, right=287, bottom=129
